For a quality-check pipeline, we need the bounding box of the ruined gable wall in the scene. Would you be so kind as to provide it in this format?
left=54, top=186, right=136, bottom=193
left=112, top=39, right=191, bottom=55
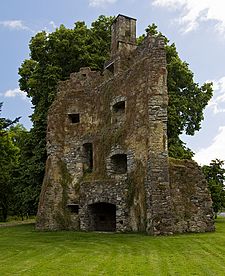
left=36, top=33, right=170, bottom=232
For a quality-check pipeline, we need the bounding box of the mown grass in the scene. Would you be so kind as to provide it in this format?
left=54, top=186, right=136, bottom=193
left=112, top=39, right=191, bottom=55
left=0, top=218, right=225, bottom=276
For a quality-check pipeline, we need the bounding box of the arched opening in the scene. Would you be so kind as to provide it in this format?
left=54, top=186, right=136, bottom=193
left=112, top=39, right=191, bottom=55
left=111, top=100, right=126, bottom=125
left=112, top=101, right=125, bottom=113
left=110, top=153, right=127, bottom=174
left=88, top=202, right=116, bottom=232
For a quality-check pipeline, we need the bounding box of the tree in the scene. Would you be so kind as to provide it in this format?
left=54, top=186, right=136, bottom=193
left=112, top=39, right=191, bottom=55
left=9, top=125, right=37, bottom=219
left=0, top=102, right=20, bottom=133
left=0, top=104, right=20, bottom=221
left=0, top=132, right=19, bottom=221
left=0, top=121, right=38, bottom=221
left=0, top=104, right=38, bottom=221
left=202, top=159, right=225, bottom=217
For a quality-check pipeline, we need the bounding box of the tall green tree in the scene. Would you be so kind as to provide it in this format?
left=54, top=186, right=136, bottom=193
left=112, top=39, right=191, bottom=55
left=0, top=132, right=18, bottom=221
left=202, top=159, right=225, bottom=217
left=0, top=121, right=40, bottom=221
left=9, top=124, right=37, bottom=219
left=0, top=104, right=20, bottom=221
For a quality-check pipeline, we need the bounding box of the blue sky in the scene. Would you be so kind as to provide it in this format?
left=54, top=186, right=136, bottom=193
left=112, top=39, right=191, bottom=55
left=1, top=0, right=225, bottom=165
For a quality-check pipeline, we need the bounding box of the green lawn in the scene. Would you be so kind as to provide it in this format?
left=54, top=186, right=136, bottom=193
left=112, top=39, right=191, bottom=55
left=0, top=218, right=225, bottom=276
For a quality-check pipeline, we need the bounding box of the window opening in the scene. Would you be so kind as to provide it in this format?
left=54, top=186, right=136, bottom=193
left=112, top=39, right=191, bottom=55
left=112, top=101, right=125, bottom=113
left=83, top=143, right=93, bottom=172
left=68, top=113, right=80, bottom=124
left=67, top=204, right=79, bottom=214
left=110, top=154, right=127, bottom=174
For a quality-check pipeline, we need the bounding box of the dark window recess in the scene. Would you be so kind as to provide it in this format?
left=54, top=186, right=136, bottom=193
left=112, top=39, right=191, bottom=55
left=67, top=204, right=79, bottom=214
left=83, top=143, right=93, bottom=172
left=110, top=154, right=127, bottom=174
left=113, top=101, right=125, bottom=113
left=68, top=114, right=80, bottom=124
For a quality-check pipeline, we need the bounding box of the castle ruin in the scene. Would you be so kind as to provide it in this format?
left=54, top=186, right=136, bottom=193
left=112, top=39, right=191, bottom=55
left=36, top=15, right=214, bottom=235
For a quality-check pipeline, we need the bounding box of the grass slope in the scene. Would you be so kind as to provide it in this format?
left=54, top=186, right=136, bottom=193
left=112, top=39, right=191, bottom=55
left=0, top=218, right=225, bottom=275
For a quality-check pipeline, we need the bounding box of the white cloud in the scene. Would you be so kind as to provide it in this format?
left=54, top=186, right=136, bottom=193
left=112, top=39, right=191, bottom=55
left=2, top=88, right=27, bottom=101
left=89, top=0, right=117, bottom=7
left=208, top=76, right=225, bottom=114
left=38, top=21, right=58, bottom=35
left=194, top=126, right=225, bottom=165
left=49, top=21, right=57, bottom=29
left=153, top=0, right=225, bottom=33
left=0, top=20, right=33, bottom=32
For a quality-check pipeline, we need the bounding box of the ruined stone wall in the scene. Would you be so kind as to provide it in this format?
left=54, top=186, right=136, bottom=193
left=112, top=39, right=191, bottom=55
left=36, top=15, right=214, bottom=235
left=36, top=68, right=104, bottom=230
left=36, top=33, right=171, bottom=232
left=169, top=158, right=215, bottom=233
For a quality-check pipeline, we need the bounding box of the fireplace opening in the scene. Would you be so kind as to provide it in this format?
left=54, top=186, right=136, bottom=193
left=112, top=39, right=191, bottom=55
left=88, top=202, right=116, bottom=232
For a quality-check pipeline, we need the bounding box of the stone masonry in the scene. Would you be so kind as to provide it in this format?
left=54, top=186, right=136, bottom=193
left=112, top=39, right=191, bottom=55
left=36, top=15, right=214, bottom=235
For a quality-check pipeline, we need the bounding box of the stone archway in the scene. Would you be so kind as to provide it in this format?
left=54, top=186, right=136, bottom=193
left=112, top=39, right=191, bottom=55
left=88, top=202, right=116, bottom=232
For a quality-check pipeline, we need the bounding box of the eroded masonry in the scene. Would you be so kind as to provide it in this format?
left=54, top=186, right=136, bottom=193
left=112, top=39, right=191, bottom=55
left=36, top=15, right=214, bottom=235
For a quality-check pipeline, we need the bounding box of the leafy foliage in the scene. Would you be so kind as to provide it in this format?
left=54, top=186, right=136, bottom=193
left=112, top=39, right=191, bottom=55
left=166, top=45, right=213, bottom=158
left=0, top=102, right=20, bottom=133
left=0, top=104, right=20, bottom=221
left=10, top=125, right=39, bottom=219
left=202, top=159, right=225, bottom=216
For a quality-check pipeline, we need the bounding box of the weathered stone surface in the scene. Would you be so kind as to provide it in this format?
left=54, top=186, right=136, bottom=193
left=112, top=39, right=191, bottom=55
left=169, top=158, right=215, bottom=233
left=36, top=14, right=214, bottom=235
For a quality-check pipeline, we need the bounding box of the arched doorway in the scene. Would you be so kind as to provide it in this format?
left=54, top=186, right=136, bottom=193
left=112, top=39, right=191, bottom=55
left=88, top=202, right=116, bottom=232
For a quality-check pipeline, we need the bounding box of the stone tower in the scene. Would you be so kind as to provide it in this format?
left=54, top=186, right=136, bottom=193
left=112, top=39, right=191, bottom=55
left=111, top=14, right=136, bottom=56
left=36, top=15, right=214, bottom=235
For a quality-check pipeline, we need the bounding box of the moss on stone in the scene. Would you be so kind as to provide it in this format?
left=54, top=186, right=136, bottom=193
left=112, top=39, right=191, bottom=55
left=127, top=160, right=147, bottom=231
left=54, top=160, right=73, bottom=229
left=169, top=157, right=191, bottom=167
